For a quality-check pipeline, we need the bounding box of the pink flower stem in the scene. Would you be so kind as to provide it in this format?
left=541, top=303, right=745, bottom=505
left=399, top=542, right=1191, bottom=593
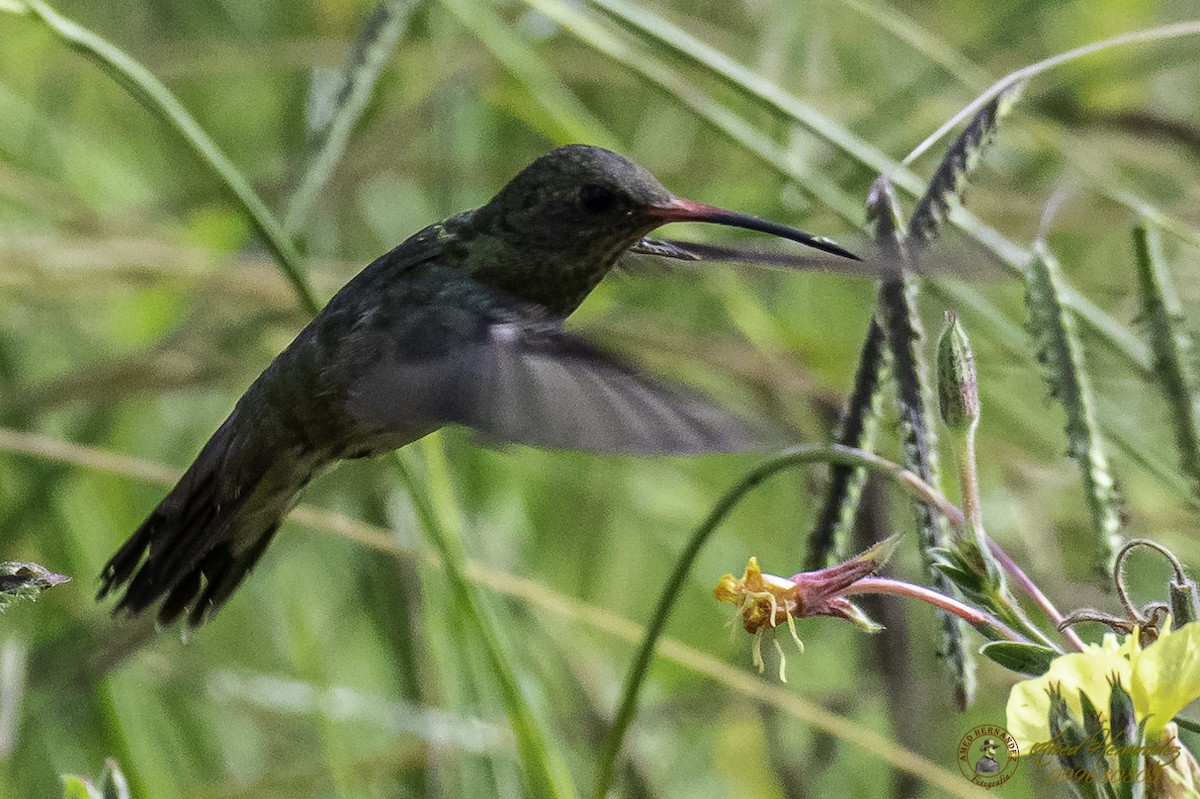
left=987, top=541, right=1086, bottom=652
left=842, top=577, right=1026, bottom=644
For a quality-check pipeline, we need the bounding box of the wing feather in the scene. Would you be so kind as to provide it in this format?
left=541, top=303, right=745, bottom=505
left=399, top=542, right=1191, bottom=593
left=345, top=319, right=766, bottom=455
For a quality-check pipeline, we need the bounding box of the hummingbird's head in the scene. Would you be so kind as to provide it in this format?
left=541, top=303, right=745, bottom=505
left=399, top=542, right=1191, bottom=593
left=481, top=144, right=675, bottom=251
left=468, top=144, right=857, bottom=316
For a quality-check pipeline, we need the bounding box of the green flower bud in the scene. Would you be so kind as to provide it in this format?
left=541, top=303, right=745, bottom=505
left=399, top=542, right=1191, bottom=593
left=1047, top=684, right=1089, bottom=774
left=1077, top=690, right=1105, bottom=741
left=99, top=758, right=130, bottom=799
left=1169, top=575, right=1200, bottom=628
left=1108, top=676, right=1139, bottom=747
left=937, top=311, right=980, bottom=432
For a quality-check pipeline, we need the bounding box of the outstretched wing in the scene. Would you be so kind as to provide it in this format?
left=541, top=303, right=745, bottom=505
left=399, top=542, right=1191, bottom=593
left=344, top=317, right=766, bottom=455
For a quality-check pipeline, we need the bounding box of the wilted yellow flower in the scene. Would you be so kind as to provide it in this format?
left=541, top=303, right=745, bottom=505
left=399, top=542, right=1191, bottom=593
left=713, top=557, right=803, bottom=681
left=713, top=541, right=898, bottom=681
left=713, top=556, right=799, bottom=635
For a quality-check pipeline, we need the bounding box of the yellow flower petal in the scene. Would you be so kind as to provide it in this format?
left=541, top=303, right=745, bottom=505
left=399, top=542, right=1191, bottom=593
left=713, top=573, right=743, bottom=605
left=1131, top=621, right=1200, bottom=736
left=1005, top=635, right=1133, bottom=750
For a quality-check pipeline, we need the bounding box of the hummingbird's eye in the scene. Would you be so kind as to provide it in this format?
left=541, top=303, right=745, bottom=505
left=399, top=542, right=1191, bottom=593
left=578, top=184, right=618, bottom=214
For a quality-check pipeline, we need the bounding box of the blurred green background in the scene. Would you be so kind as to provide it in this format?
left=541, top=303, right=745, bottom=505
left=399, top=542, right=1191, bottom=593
left=1, top=0, right=1199, bottom=796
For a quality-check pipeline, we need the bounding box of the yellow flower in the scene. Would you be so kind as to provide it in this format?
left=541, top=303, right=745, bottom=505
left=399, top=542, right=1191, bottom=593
left=1131, top=619, right=1200, bottom=736
left=1006, top=620, right=1200, bottom=750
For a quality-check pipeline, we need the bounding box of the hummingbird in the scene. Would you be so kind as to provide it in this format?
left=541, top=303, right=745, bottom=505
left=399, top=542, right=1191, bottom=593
left=98, top=144, right=858, bottom=627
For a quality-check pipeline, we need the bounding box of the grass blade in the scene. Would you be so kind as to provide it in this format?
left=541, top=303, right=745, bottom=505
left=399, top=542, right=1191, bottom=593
left=1132, top=223, right=1200, bottom=496
left=399, top=440, right=578, bottom=799
left=586, top=0, right=894, bottom=175
left=902, top=21, right=1200, bottom=166
left=833, top=0, right=991, bottom=88
left=1025, top=242, right=1124, bottom=577
left=439, top=0, right=618, bottom=149
left=21, top=0, right=319, bottom=315
left=283, top=0, right=420, bottom=234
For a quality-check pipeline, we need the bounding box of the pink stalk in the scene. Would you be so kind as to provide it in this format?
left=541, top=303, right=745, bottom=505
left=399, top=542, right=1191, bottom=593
left=987, top=541, right=1085, bottom=652
left=843, top=577, right=1026, bottom=644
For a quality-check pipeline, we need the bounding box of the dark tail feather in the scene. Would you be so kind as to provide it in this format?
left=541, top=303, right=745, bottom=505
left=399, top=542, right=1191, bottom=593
left=98, top=522, right=153, bottom=592
left=157, top=569, right=202, bottom=626
left=98, top=468, right=238, bottom=610
left=97, top=418, right=290, bottom=627
left=187, top=524, right=279, bottom=627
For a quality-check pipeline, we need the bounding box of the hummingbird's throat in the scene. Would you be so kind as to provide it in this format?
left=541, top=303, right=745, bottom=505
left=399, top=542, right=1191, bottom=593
left=468, top=225, right=650, bottom=317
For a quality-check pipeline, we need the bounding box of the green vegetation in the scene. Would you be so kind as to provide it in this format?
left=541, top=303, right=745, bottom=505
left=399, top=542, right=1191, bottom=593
left=2, top=0, right=1200, bottom=797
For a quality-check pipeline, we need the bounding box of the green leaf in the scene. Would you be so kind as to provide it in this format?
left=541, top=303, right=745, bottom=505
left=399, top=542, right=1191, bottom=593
left=1174, top=715, right=1200, bottom=735
left=60, top=776, right=101, bottom=799
left=979, top=641, right=1058, bottom=676
left=931, top=563, right=985, bottom=595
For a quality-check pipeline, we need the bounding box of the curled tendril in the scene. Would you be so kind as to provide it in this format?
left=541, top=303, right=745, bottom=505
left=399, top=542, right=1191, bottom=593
left=1058, top=539, right=1191, bottom=645
left=1116, top=539, right=1189, bottom=621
